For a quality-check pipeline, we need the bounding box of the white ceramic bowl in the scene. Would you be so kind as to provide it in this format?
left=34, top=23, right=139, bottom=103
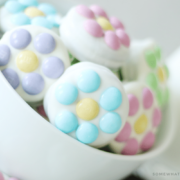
left=0, top=71, right=174, bottom=180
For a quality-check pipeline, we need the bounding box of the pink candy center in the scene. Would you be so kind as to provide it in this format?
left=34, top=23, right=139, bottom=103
left=104, top=31, right=121, bottom=50
left=128, top=94, right=139, bottom=116
left=76, top=5, right=95, bottom=19
left=115, top=122, right=131, bottom=142
left=142, top=88, right=154, bottom=109
left=90, top=5, right=108, bottom=19
left=37, top=105, right=47, bottom=117
left=153, top=108, right=162, bottom=127
left=116, top=29, right=130, bottom=47
left=110, top=17, right=124, bottom=29
left=140, top=132, right=155, bottom=151
left=84, top=19, right=104, bottom=37
left=121, top=138, right=139, bottom=155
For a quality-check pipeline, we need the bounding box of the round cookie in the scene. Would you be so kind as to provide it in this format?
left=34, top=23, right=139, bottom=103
left=0, top=25, right=70, bottom=103
left=122, top=39, right=169, bottom=107
left=0, top=0, right=62, bottom=33
left=44, top=62, right=129, bottom=148
left=60, top=4, right=130, bottom=70
left=109, top=82, right=162, bottom=155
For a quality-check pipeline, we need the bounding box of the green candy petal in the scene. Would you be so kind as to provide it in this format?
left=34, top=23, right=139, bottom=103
left=145, top=50, right=157, bottom=69
left=71, top=58, right=80, bottom=65
left=146, top=73, right=158, bottom=90
left=154, top=46, right=161, bottom=60
left=163, top=88, right=169, bottom=104
left=155, top=88, right=163, bottom=106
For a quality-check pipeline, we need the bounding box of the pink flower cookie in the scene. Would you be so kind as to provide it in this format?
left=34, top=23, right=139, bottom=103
left=60, top=5, right=130, bottom=69
left=109, top=82, right=162, bottom=155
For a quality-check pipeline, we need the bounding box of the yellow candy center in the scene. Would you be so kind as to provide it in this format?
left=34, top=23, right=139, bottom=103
left=134, top=114, right=148, bottom=134
left=96, top=17, right=113, bottom=31
left=24, top=7, right=45, bottom=18
left=157, top=67, right=165, bottom=82
left=16, top=50, right=39, bottom=72
left=76, top=98, right=99, bottom=120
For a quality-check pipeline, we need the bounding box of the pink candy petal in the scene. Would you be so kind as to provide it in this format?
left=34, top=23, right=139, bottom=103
left=84, top=19, right=104, bottom=37
left=0, top=172, right=4, bottom=180
left=37, top=105, right=47, bottom=118
left=116, top=29, right=130, bottom=47
left=153, top=108, right=162, bottom=127
left=128, top=94, right=139, bottom=116
left=140, top=132, right=155, bottom=151
left=76, top=5, right=95, bottom=19
left=104, top=31, right=121, bottom=50
left=110, top=17, right=124, bottom=29
left=115, top=122, right=131, bottom=142
left=90, top=5, right=108, bottom=19
left=142, top=88, right=154, bottom=109
left=121, top=138, right=139, bottom=155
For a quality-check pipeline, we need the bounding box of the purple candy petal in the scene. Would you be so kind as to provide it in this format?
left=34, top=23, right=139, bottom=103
left=22, top=73, right=44, bottom=95
left=42, top=56, right=64, bottom=79
left=2, top=68, right=19, bottom=89
left=10, top=28, right=31, bottom=49
left=34, top=33, right=56, bottom=54
left=0, top=44, right=11, bottom=66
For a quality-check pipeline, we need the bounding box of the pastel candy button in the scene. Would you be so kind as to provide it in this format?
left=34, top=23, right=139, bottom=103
left=97, top=17, right=113, bottom=31
left=0, top=44, right=11, bottom=66
left=77, top=70, right=101, bottom=93
left=31, top=17, right=53, bottom=29
left=142, top=87, right=153, bottom=109
left=16, top=50, right=39, bottom=72
left=115, top=122, right=131, bottom=142
left=19, top=0, right=38, bottom=6
left=42, top=56, right=64, bottom=79
left=34, top=33, right=55, bottom=54
left=104, top=31, right=121, bottom=50
left=84, top=19, right=104, bottom=37
left=157, top=67, right=165, bottom=82
left=146, top=73, right=158, bottom=91
left=11, top=13, right=31, bottom=25
left=128, top=94, right=139, bottom=116
left=38, top=3, right=57, bottom=15
left=100, top=112, right=122, bottom=134
left=153, top=108, right=162, bottom=127
left=140, top=132, right=155, bottom=151
left=0, top=172, right=4, bottom=180
left=145, top=50, right=157, bottom=69
left=76, top=122, right=99, bottom=144
left=55, top=83, right=78, bottom=105
left=22, top=73, right=44, bottom=95
left=5, top=1, right=25, bottom=14
left=2, top=68, right=19, bottom=89
left=24, top=7, right=45, bottom=18
left=10, top=28, right=31, bottom=49
left=100, top=87, right=122, bottom=111
left=47, top=15, right=59, bottom=27
left=37, top=105, right=47, bottom=117
left=116, top=29, right=130, bottom=47
left=90, top=5, right=108, bottom=19
left=76, top=98, right=99, bottom=120
left=121, top=138, right=139, bottom=155
left=134, top=114, right=148, bottom=134
left=154, top=46, right=161, bottom=60
left=55, top=111, right=78, bottom=133
left=110, top=17, right=124, bottom=29
left=76, top=5, right=94, bottom=19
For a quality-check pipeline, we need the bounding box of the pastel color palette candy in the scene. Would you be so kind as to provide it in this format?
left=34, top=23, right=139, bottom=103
left=60, top=4, right=130, bottom=69
left=109, top=82, right=162, bottom=155
left=44, top=62, right=129, bottom=148
left=0, top=0, right=62, bottom=33
left=122, top=39, right=169, bottom=107
left=0, top=26, right=70, bottom=103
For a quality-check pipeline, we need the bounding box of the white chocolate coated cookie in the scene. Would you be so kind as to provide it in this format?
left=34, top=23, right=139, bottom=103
left=60, top=5, right=130, bottom=69
left=109, top=82, right=162, bottom=155
left=0, top=0, right=62, bottom=33
left=0, top=25, right=70, bottom=102
left=122, top=39, right=169, bottom=107
left=44, top=62, right=129, bottom=148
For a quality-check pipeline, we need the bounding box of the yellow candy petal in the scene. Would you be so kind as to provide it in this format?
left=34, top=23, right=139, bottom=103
left=134, top=114, right=148, bottom=134
left=16, top=50, right=39, bottom=72
left=157, top=67, right=165, bottom=82
left=76, top=98, right=99, bottom=120
left=24, top=7, right=45, bottom=18
left=96, top=17, right=113, bottom=31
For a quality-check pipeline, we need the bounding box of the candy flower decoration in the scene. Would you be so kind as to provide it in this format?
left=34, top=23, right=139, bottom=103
left=0, top=0, right=62, bottom=33
left=0, top=25, right=70, bottom=103
left=109, top=82, right=162, bottom=155
left=44, top=62, right=129, bottom=148
left=122, top=39, right=169, bottom=107
left=60, top=4, right=130, bottom=70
